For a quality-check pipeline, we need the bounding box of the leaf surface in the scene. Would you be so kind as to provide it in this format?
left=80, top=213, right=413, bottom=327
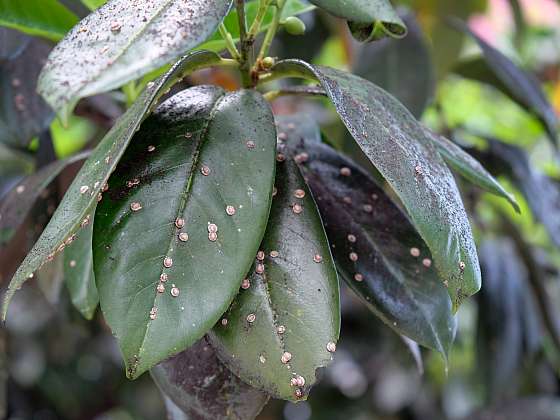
left=279, top=117, right=455, bottom=357
left=151, top=338, right=269, bottom=420
left=210, top=155, right=340, bottom=401
left=38, top=0, right=232, bottom=119
left=64, top=222, right=98, bottom=320
left=93, top=86, right=276, bottom=378
left=2, top=51, right=223, bottom=321
left=308, top=0, right=406, bottom=41
left=429, top=133, right=519, bottom=211
left=0, top=0, right=78, bottom=41
left=270, top=60, right=481, bottom=310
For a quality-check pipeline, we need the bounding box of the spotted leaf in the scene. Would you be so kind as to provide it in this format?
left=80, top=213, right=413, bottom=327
left=1, top=51, right=223, bottom=321
left=93, top=86, right=276, bottom=379
left=429, top=132, right=519, bottom=212
left=37, top=0, right=232, bottom=121
left=151, top=338, right=269, bottom=420
left=278, top=117, right=455, bottom=358
left=269, top=60, right=481, bottom=310
left=64, top=222, right=98, bottom=320
left=209, top=155, right=340, bottom=402
left=308, top=0, right=406, bottom=42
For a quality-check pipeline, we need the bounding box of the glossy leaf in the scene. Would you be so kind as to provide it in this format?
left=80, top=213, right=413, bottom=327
left=0, top=151, right=90, bottom=247
left=279, top=117, right=455, bottom=357
left=270, top=60, right=481, bottom=310
left=0, top=38, right=54, bottom=148
left=210, top=156, right=340, bottom=402
left=38, top=0, right=232, bottom=120
left=0, top=0, right=78, bottom=41
left=453, top=22, right=559, bottom=147
left=64, top=222, right=98, bottom=320
left=477, top=239, right=539, bottom=400
left=429, top=133, right=519, bottom=211
left=198, top=0, right=314, bottom=52
left=2, top=51, right=223, bottom=321
left=354, top=11, right=434, bottom=118
left=93, top=86, right=276, bottom=379
left=151, top=338, right=269, bottom=420
left=308, top=0, right=406, bottom=42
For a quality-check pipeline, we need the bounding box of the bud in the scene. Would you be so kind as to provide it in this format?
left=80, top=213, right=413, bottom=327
left=261, top=56, right=275, bottom=70
left=282, top=17, right=306, bottom=36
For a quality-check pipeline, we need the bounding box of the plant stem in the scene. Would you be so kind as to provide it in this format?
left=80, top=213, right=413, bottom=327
left=248, top=0, right=272, bottom=37
left=236, top=0, right=253, bottom=87
left=218, top=23, right=241, bottom=60
left=257, top=0, right=285, bottom=62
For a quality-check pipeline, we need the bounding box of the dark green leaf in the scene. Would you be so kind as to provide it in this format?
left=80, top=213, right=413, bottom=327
left=354, top=12, right=434, bottom=118
left=38, top=0, right=232, bottom=120
left=429, top=133, right=519, bottom=211
left=477, top=239, right=538, bottom=400
left=0, top=0, right=78, bottom=41
left=279, top=117, right=455, bottom=358
left=2, top=51, right=223, bottom=321
left=453, top=21, right=559, bottom=147
left=151, top=338, right=269, bottom=420
left=93, top=86, right=277, bottom=379
left=308, top=0, right=406, bottom=42
left=209, top=156, right=340, bottom=402
left=0, top=150, right=90, bottom=247
left=269, top=60, right=481, bottom=310
left=463, top=397, right=560, bottom=420
left=0, top=38, right=54, bottom=148
left=64, top=222, right=98, bottom=320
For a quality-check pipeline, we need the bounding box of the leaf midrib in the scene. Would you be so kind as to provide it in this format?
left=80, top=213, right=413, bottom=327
left=134, top=91, right=227, bottom=373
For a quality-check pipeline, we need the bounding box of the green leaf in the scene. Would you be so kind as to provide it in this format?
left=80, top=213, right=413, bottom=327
left=354, top=12, right=434, bottom=118
left=269, top=60, right=481, bottom=310
left=0, top=151, right=90, bottom=247
left=429, top=133, right=519, bottom=212
left=64, top=222, right=98, bottom=320
left=452, top=21, right=559, bottom=147
left=0, top=0, right=78, bottom=41
left=209, top=156, right=340, bottom=402
left=308, top=0, right=406, bottom=42
left=198, top=0, right=314, bottom=53
left=81, top=0, right=107, bottom=10
left=2, top=50, right=223, bottom=321
left=0, top=143, right=34, bottom=199
left=278, top=116, right=455, bottom=358
left=151, top=338, right=269, bottom=420
left=93, top=86, right=277, bottom=379
left=0, top=37, right=54, bottom=148
left=37, top=0, right=232, bottom=120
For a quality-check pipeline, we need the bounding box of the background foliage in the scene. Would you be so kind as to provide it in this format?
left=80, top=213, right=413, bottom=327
left=1, top=0, right=560, bottom=419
